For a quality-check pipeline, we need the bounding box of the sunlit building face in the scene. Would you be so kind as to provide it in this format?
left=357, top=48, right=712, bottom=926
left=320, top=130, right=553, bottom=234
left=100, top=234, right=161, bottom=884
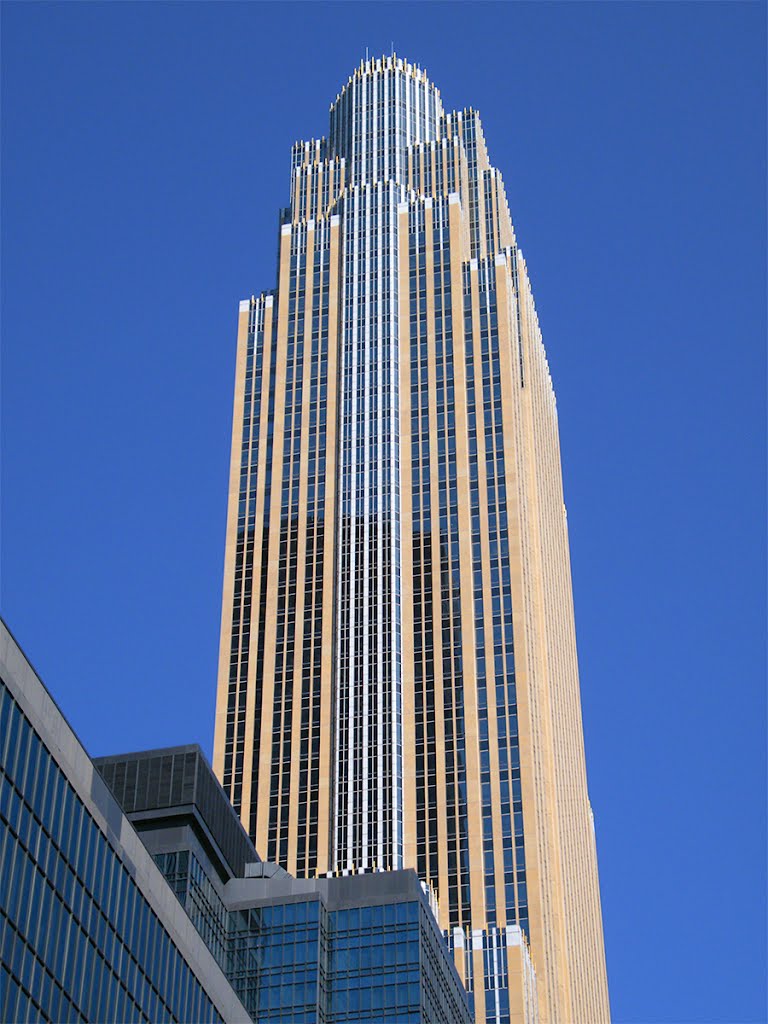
left=213, top=55, right=610, bottom=1024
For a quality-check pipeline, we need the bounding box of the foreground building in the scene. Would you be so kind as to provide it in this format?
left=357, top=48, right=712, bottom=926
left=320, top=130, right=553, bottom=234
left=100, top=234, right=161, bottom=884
left=0, top=621, right=247, bottom=1024
left=214, top=55, right=610, bottom=1023
left=96, top=746, right=472, bottom=1024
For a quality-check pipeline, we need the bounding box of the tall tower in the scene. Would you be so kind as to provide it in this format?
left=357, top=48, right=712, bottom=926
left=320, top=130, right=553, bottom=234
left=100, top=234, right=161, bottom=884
left=213, top=56, right=610, bottom=1024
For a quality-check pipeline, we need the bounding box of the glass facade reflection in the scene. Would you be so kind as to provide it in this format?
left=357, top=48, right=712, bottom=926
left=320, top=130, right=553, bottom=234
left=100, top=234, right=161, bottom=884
left=0, top=682, right=234, bottom=1023
left=96, top=746, right=472, bottom=1024
left=148, top=865, right=471, bottom=1024
left=0, top=623, right=250, bottom=1024
left=239, top=900, right=325, bottom=1024
left=328, top=900, right=469, bottom=1024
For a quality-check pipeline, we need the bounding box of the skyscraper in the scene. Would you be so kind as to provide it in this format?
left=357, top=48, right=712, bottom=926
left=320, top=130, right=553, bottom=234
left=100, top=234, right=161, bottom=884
left=213, top=55, right=610, bottom=1024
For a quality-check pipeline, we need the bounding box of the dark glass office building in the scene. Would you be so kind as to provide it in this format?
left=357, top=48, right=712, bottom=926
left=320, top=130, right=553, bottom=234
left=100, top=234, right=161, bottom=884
left=96, top=746, right=472, bottom=1024
left=0, top=621, right=247, bottom=1024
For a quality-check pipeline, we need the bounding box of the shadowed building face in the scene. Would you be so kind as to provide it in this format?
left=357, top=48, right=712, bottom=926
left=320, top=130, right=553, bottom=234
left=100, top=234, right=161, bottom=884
left=213, top=55, right=610, bottom=1024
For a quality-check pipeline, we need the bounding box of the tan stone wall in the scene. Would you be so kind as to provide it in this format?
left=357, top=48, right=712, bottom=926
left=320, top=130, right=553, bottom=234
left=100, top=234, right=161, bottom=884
left=213, top=71, right=609, bottom=1022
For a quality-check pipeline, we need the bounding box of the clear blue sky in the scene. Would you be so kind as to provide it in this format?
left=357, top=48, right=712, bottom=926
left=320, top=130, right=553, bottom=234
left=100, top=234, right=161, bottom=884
left=2, top=2, right=765, bottom=1020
